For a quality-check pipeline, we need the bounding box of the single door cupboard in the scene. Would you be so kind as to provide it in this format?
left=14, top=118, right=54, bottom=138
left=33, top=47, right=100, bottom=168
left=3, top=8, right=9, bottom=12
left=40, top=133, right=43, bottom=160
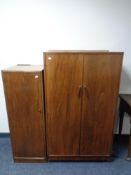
left=2, top=65, right=46, bottom=162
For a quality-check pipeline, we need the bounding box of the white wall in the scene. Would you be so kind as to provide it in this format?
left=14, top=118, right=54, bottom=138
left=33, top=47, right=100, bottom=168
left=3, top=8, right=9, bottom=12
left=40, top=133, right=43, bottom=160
left=0, top=0, right=131, bottom=133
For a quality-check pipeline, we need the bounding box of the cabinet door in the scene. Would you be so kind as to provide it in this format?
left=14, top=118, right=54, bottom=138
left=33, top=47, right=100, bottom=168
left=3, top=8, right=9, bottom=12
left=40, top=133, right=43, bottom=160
left=45, top=53, right=83, bottom=159
left=80, top=53, right=123, bottom=156
left=2, top=71, right=46, bottom=162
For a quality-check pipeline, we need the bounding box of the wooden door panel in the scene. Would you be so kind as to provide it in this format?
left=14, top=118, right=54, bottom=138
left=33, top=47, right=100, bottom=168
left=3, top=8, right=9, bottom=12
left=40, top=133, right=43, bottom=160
left=80, top=53, right=123, bottom=155
left=45, top=53, right=83, bottom=156
left=2, top=72, right=46, bottom=160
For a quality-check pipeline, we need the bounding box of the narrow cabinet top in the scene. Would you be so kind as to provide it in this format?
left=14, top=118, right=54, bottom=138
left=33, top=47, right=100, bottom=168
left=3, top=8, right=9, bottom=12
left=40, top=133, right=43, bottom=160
left=2, top=65, right=43, bottom=72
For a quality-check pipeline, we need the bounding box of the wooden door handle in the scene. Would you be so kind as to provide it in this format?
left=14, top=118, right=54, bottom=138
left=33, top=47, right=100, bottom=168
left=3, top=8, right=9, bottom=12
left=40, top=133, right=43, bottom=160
left=83, top=85, right=88, bottom=97
left=38, top=109, right=42, bottom=113
left=78, top=85, right=83, bottom=97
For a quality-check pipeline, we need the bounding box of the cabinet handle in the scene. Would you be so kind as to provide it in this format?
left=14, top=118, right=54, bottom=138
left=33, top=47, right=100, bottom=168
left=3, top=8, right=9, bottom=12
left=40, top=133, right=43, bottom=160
left=38, top=109, right=42, bottom=113
left=83, top=85, right=88, bottom=97
left=78, top=85, right=83, bottom=97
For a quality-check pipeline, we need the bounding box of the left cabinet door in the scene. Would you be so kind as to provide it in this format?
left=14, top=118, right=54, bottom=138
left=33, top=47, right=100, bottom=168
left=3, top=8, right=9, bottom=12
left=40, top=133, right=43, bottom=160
left=2, top=70, right=46, bottom=162
left=44, top=53, right=83, bottom=160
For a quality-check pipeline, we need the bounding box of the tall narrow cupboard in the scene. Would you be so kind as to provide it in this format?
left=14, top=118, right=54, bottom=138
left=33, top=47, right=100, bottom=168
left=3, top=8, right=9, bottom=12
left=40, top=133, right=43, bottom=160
left=44, top=51, right=123, bottom=160
left=2, top=65, right=46, bottom=162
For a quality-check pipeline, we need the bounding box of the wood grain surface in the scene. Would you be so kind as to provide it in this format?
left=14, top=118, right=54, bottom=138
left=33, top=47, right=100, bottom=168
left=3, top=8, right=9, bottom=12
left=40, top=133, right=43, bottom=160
left=44, top=51, right=123, bottom=160
left=44, top=53, right=83, bottom=156
left=2, top=69, right=46, bottom=162
left=80, top=53, right=123, bottom=155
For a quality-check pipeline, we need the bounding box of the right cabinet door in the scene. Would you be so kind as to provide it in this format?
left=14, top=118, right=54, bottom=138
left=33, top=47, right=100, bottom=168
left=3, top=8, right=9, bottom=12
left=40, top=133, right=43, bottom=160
left=80, top=53, right=123, bottom=157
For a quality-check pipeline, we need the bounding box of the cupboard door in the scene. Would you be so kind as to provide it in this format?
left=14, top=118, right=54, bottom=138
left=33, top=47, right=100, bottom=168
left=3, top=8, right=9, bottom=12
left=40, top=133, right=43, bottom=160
left=80, top=53, right=123, bottom=156
left=45, top=53, right=83, bottom=158
left=2, top=71, right=46, bottom=162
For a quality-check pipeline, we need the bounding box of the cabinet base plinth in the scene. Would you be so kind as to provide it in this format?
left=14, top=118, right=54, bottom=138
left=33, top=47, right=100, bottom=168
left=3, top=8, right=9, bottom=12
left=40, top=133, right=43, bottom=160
left=14, top=157, right=47, bottom=163
left=48, top=155, right=111, bottom=161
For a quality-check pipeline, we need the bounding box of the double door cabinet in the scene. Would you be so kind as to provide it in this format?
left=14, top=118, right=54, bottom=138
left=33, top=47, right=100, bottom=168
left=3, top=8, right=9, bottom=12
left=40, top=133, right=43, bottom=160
left=44, top=51, right=123, bottom=161
left=2, top=51, right=123, bottom=162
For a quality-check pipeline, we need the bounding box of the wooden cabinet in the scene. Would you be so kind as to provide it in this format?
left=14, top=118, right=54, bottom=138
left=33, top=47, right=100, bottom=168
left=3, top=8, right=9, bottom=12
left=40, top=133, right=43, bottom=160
left=1, top=51, right=123, bottom=162
left=44, top=51, right=123, bottom=161
left=2, top=65, right=46, bottom=162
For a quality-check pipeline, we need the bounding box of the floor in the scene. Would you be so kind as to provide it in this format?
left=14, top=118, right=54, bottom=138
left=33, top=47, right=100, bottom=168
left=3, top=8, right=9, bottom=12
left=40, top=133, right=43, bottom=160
left=0, top=136, right=131, bottom=175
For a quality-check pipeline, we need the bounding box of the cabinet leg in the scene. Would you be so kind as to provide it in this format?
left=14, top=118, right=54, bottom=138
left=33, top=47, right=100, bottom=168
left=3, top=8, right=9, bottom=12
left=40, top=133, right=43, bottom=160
left=119, top=101, right=125, bottom=137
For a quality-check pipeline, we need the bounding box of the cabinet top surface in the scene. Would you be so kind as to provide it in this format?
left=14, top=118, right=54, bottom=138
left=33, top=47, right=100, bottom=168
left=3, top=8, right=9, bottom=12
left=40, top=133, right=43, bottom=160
left=2, top=65, right=43, bottom=72
left=44, top=50, right=123, bottom=54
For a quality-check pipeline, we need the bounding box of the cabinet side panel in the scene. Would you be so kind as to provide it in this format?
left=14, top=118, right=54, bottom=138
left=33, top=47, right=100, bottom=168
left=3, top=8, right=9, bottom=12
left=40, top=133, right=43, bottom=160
left=44, top=53, right=83, bottom=156
left=80, top=54, right=123, bottom=155
left=2, top=71, right=46, bottom=161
